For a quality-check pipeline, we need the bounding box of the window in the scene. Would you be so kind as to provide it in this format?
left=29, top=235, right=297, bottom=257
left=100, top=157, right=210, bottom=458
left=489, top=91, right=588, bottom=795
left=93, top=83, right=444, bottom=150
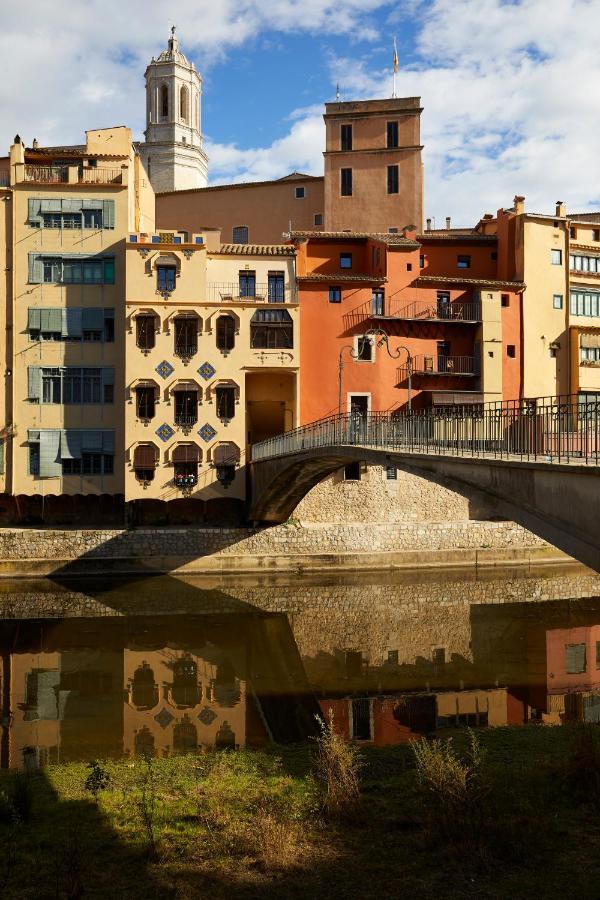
left=172, top=444, right=200, bottom=488
left=491, top=251, right=498, bottom=260
left=37, top=367, right=114, bottom=405
left=216, top=386, right=235, bottom=420
left=581, top=347, right=600, bottom=364
left=329, top=286, right=341, bottom=303
left=161, top=84, right=169, bottom=118
left=157, top=265, right=176, bottom=293
left=420, top=254, right=425, bottom=268
left=406, top=263, right=412, bottom=271
left=570, top=253, right=600, bottom=271
left=135, top=386, right=156, bottom=421
left=553, top=294, right=564, bottom=309
left=340, top=167, right=352, bottom=196
left=387, top=165, right=399, bottom=194
left=134, top=445, right=158, bottom=484
left=239, top=270, right=256, bottom=298
left=174, top=316, right=198, bottom=359
left=63, top=453, right=113, bottom=476
left=501, top=294, right=510, bottom=308
left=565, top=643, right=586, bottom=674
left=570, top=291, right=600, bottom=317
left=387, top=121, right=399, bottom=149
left=385, top=465, right=397, bottom=480
left=596, top=641, right=600, bottom=669
left=29, top=444, right=40, bottom=475
left=314, top=213, right=323, bottom=226
left=136, top=315, right=156, bottom=351
left=295, top=186, right=305, bottom=199
left=174, top=389, right=198, bottom=426
left=506, top=345, right=516, bottom=358
left=340, top=253, right=352, bottom=269
left=551, top=249, right=562, bottom=265
left=389, top=227, right=399, bottom=234
left=267, top=271, right=285, bottom=302
left=372, top=290, right=384, bottom=315
left=28, top=199, right=114, bottom=230
left=356, top=335, right=373, bottom=361
left=351, top=698, right=372, bottom=741
left=457, top=255, right=471, bottom=269
left=341, top=124, right=353, bottom=151
left=344, top=461, right=361, bottom=481
left=41, top=210, right=103, bottom=229
left=180, top=85, right=189, bottom=122
left=216, top=315, right=236, bottom=352
left=32, top=255, right=115, bottom=285
left=232, top=226, right=249, bottom=244
left=594, top=230, right=600, bottom=242
left=250, top=309, right=293, bottom=349
left=570, top=226, right=577, bottom=239
left=387, top=649, right=399, bottom=665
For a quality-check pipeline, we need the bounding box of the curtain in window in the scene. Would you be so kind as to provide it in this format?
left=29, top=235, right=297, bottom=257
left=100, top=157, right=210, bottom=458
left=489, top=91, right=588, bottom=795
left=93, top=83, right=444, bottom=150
left=39, top=431, right=61, bottom=477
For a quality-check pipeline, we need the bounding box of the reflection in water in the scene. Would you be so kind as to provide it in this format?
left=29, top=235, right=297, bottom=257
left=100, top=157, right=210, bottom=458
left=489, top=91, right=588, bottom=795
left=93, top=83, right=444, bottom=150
left=2, top=564, right=600, bottom=767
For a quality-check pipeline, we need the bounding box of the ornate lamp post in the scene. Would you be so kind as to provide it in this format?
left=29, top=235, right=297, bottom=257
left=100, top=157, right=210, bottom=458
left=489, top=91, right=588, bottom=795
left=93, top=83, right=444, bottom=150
left=338, top=328, right=413, bottom=416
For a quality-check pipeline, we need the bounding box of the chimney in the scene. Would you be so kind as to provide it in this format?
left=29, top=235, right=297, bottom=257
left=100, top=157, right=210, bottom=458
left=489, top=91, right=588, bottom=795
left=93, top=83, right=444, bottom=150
left=426, top=217, right=432, bottom=231
left=514, top=195, right=525, bottom=215
left=32, top=138, right=38, bottom=149
left=445, top=216, right=451, bottom=230
left=556, top=200, right=566, bottom=217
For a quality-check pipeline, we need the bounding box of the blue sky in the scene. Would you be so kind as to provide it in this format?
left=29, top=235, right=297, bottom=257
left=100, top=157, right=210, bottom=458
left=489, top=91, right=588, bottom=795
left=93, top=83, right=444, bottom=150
left=2, top=0, right=600, bottom=224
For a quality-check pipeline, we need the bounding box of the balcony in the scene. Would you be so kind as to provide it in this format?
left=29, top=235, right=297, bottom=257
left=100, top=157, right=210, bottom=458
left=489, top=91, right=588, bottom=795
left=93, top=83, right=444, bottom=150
left=398, top=355, right=479, bottom=380
left=174, top=343, right=198, bottom=363
left=23, top=164, right=123, bottom=184
left=208, top=282, right=297, bottom=304
left=378, top=299, right=481, bottom=323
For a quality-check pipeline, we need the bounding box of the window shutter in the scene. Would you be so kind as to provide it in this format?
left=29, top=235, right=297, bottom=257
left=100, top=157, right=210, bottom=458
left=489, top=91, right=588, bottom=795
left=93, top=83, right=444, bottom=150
left=61, top=198, right=83, bottom=213
left=566, top=643, right=586, bottom=674
left=82, top=199, right=104, bottom=210
left=40, top=199, right=62, bottom=213
left=27, top=367, right=41, bottom=401
left=59, top=430, right=82, bottom=460
left=102, top=368, right=115, bottom=387
left=213, top=442, right=240, bottom=465
left=172, top=443, right=200, bottom=463
left=81, top=431, right=103, bottom=451
left=40, top=309, right=62, bottom=332
left=28, top=198, right=42, bottom=225
left=27, top=308, right=41, bottom=331
left=134, top=444, right=157, bottom=468
left=102, top=431, right=115, bottom=453
left=63, top=308, right=82, bottom=338
left=82, top=307, right=104, bottom=330
left=102, top=200, right=115, bottom=229
left=39, top=431, right=61, bottom=477
left=28, top=253, right=43, bottom=284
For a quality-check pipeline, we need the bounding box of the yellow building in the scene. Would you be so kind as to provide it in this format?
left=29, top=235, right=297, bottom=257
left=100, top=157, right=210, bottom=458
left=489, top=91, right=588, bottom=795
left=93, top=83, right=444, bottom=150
left=125, top=231, right=298, bottom=522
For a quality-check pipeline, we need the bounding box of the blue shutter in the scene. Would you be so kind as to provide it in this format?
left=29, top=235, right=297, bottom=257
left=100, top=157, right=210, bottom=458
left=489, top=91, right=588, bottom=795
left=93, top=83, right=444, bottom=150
left=82, top=308, right=104, bottom=330
left=40, top=309, right=62, bottom=332
left=61, top=198, right=83, bottom=213
left=39, top=431, right=61, bottom=477
left=63, top=308, right=82, bottom=338
left=28, top=254, right=43, bottom=284
left=102, top=431, right=115, bottom=453
left=102, top=200, right=115, bottom=229
left=81, top=431, right=103, bottom=451
left=40, top=199, right=62, bottom=213
left=27, top=367, right=41, bottom=401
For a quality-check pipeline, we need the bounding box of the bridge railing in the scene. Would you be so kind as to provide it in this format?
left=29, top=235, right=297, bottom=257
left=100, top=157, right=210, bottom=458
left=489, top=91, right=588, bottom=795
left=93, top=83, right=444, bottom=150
left=251, top=394, right=600, bottom=464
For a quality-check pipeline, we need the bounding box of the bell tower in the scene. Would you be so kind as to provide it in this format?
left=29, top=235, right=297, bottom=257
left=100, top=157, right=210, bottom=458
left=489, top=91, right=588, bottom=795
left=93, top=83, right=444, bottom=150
left=139, top=28, right=209, bottom=193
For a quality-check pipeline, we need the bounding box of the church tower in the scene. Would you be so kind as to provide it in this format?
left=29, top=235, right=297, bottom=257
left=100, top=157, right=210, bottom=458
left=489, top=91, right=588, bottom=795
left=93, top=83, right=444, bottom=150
left=139, top=28, right=209, bottom=193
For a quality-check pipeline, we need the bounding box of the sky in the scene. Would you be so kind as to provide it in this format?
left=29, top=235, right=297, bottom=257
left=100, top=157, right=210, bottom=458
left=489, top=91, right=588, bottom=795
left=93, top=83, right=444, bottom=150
left=2, top=0, right=600, bottom=225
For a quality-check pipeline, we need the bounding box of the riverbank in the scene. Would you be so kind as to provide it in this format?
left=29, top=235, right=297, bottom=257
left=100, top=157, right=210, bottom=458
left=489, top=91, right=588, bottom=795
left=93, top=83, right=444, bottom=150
left=1, top=727, right=599, bottom=899
left=0, top=520, right=569, bottom=577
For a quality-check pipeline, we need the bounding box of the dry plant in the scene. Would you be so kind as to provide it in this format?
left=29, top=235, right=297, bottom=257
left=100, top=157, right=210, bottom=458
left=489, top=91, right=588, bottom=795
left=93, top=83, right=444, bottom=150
left=411, top=730, right=491, bottom=850
left=253, top=806, right=302, bottom=871
left=313, top=709, right=362, bottom=818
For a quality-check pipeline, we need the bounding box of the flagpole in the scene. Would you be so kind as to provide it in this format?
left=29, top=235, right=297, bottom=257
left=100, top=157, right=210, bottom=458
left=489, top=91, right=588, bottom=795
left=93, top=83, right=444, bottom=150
left=392, top=37, right=398, bottom=98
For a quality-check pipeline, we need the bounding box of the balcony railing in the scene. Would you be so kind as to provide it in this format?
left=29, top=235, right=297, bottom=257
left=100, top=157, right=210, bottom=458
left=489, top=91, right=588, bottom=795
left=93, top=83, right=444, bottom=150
left=174, top=344, right=198, bottom=360
left=23, top=164, right=123, bottom=184
left=400, top=355, right=479, bottom=378
left=380, top=299, right=482, bottom=322
left=174, top=415, right=198, bottom=428
left=208, top=283, right=296, bottom=303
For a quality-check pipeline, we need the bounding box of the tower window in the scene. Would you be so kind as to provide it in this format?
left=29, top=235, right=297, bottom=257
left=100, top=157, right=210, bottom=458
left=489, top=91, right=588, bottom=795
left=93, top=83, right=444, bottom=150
left=387, top=165, right=399, bottom=194
left=295, top=186, right=305, bottom=199
left=341, top=168, right=353, bottom=196
left=161, top=84, right=169, bottom=118
left=180, top=85, right=189, bottom=123
left=341, top=124, right=353, bottom=151
left=232, top=226, right=248, bottom=245
left=387, top=121, right=399, bottom=148
left=340, top=253, right=352, bottom=269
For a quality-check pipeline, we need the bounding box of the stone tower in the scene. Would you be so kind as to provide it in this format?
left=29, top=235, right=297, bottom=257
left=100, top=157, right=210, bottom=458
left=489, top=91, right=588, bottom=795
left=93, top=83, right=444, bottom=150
left=139, top=28, right=209, bottom=193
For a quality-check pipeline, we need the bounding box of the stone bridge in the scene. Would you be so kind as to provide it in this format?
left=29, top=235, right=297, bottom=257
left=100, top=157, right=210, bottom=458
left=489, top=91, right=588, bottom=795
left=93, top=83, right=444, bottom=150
left=249, top=403, right=600, bottom=572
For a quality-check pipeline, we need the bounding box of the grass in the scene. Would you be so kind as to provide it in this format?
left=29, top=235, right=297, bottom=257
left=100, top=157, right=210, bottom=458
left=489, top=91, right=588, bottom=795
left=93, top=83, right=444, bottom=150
left=1, top=726, right=600, bottom=899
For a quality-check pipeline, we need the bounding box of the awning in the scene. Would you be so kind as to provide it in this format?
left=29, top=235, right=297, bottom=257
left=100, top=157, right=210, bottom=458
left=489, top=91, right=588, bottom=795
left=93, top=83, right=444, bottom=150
left=134, top=444, right=158, bottom=468
left=427, top=391, right=484, bottom=407
left=213, top=442, right=241, bottom=465
left=251, top=309, right=293, bottom=324
left=581, top=333, right=600, bottom=349
left=172, top=444, right=200, bottom=463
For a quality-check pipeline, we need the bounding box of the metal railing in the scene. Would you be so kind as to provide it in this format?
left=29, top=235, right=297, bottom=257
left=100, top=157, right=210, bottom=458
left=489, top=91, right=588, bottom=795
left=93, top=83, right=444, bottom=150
left=383, top=299, right=481, bottom=322
left=401, top=355, right=478, bottom=377
left=23, top=165, right=123, bottom=184
left=174, top=343, right=198, bottom=359
left=174, top=415, right=198, bottom=427
left=24, top=165, right=68, bottom=183
left=208, top=282, right=296, bottom=303
left=251, top=394, right=600, bottom=465
left=79, top=167, right=123, bottom=184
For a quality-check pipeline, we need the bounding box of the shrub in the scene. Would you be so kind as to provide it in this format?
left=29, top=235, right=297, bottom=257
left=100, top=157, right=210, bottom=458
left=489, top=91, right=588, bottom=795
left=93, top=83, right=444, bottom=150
left=312, top=710, right=362, bottom=818
left=411, top=730, right=491, bottom=851
left=84, top=761, right=111, bottom=801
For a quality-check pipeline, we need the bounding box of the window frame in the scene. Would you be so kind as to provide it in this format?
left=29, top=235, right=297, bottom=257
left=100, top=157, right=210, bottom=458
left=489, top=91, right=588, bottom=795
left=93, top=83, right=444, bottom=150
left=340, top=167, right=353, bottom=197
left=387, top=164, right=399, bottom=194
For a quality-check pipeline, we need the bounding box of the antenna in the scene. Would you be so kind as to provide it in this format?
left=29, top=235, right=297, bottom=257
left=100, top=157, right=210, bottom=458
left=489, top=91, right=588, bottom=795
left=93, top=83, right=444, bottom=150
left=336, top=83, right=341, bottom=101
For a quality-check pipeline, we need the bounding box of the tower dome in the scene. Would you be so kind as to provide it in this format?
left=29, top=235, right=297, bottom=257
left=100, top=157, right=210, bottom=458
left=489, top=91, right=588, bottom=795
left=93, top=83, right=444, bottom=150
left=139, top=28, right=209, bottom=193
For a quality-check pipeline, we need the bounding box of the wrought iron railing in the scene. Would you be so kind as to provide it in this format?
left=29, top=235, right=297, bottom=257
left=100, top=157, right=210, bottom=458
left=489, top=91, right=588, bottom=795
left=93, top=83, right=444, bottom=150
left=400, top=355, right=478, bottom=377
left=79, top=167, right=123, bottom=184
left=251, top=395, right=600, bottom=465
left=383, top=299, right=481, bottom=322
left=208, top=283, right=296, bottom=303
left=24, top=165, right=69, bottom=183
left=174, top=415, right=198, bottom=427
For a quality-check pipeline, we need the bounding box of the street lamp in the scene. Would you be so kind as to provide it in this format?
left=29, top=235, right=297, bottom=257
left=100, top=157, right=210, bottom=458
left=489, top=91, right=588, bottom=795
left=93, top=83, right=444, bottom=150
left=338, top=328, right=413, bottom=416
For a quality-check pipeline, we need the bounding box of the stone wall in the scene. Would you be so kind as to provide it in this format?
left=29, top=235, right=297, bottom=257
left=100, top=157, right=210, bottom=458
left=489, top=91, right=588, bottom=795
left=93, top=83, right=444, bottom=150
left=293, top=464, right=491, bottom=524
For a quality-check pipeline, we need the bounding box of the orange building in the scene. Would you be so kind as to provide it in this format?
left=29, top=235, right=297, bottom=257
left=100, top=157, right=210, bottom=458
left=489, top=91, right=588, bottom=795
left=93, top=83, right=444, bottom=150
left=294, top=225, right=524, bottom=423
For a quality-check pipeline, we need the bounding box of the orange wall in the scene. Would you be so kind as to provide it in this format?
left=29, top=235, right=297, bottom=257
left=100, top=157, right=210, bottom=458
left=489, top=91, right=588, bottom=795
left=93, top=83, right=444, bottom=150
left=420, top=239, right=499, bottom=279
left=546, top=626, right=600, bottom=694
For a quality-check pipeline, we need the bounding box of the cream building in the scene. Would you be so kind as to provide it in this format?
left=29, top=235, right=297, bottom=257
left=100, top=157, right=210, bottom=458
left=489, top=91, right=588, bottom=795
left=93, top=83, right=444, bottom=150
left=125, top=230, right=298, bottom=522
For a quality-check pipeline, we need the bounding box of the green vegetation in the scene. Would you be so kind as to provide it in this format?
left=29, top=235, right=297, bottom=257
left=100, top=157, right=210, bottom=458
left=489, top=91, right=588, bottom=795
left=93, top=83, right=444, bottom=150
left=1, top=726, right=600, bottom=899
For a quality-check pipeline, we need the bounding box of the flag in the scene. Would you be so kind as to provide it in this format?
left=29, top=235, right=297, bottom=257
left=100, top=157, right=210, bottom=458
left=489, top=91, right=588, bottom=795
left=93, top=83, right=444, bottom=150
left=393, top=39, right=399, bottom=74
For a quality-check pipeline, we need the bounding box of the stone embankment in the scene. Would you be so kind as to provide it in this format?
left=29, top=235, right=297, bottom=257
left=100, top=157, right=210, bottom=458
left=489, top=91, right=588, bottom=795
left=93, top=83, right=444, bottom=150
left=0, top=519, right=569, bottom=577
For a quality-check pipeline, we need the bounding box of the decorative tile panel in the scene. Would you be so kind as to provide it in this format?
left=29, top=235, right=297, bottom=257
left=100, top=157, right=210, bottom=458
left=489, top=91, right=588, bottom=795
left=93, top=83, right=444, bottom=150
left=155, top=359, right=175, bottom=380
left=198, top=423, right=217, bottom=443
left=156, top=423, right=175, bottom=443
left=154, top=708, right=174, bottom=729
left=198, top=361, right=216, bottom=381
left=198, top=707, right=217, bottom=726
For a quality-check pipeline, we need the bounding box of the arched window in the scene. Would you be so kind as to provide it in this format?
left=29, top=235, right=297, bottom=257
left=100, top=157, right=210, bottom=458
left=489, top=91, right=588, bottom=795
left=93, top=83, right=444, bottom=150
left=134, top=727, right=155, bottom=758
left=173, top=715, right=198, bottom=754
left=216, top=315, right=235, bottom=352
left=180, top=85, right=189, bottom=123
left=161, top=84, right=169, bottom=118
left=171, top=657, right=201, bottom=708
left=131, top=662, right=158, bottom=709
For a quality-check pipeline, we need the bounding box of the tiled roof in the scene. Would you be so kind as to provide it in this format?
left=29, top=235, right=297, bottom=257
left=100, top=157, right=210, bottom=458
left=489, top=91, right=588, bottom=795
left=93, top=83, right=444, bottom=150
left=568, top=212, right=600, bottom=222
left=297, top=273, right=387, bottom=283
left=419, top=232, right=497, bottom=243
left=416, top=275, right=526, bottom=291
left=291, top=230, right=420, bottom=248
left=157, top=173, right=324, bottom=196
left=570, top=243, right=600, bottom=252
left=216, top=244, right=296, bottom=256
